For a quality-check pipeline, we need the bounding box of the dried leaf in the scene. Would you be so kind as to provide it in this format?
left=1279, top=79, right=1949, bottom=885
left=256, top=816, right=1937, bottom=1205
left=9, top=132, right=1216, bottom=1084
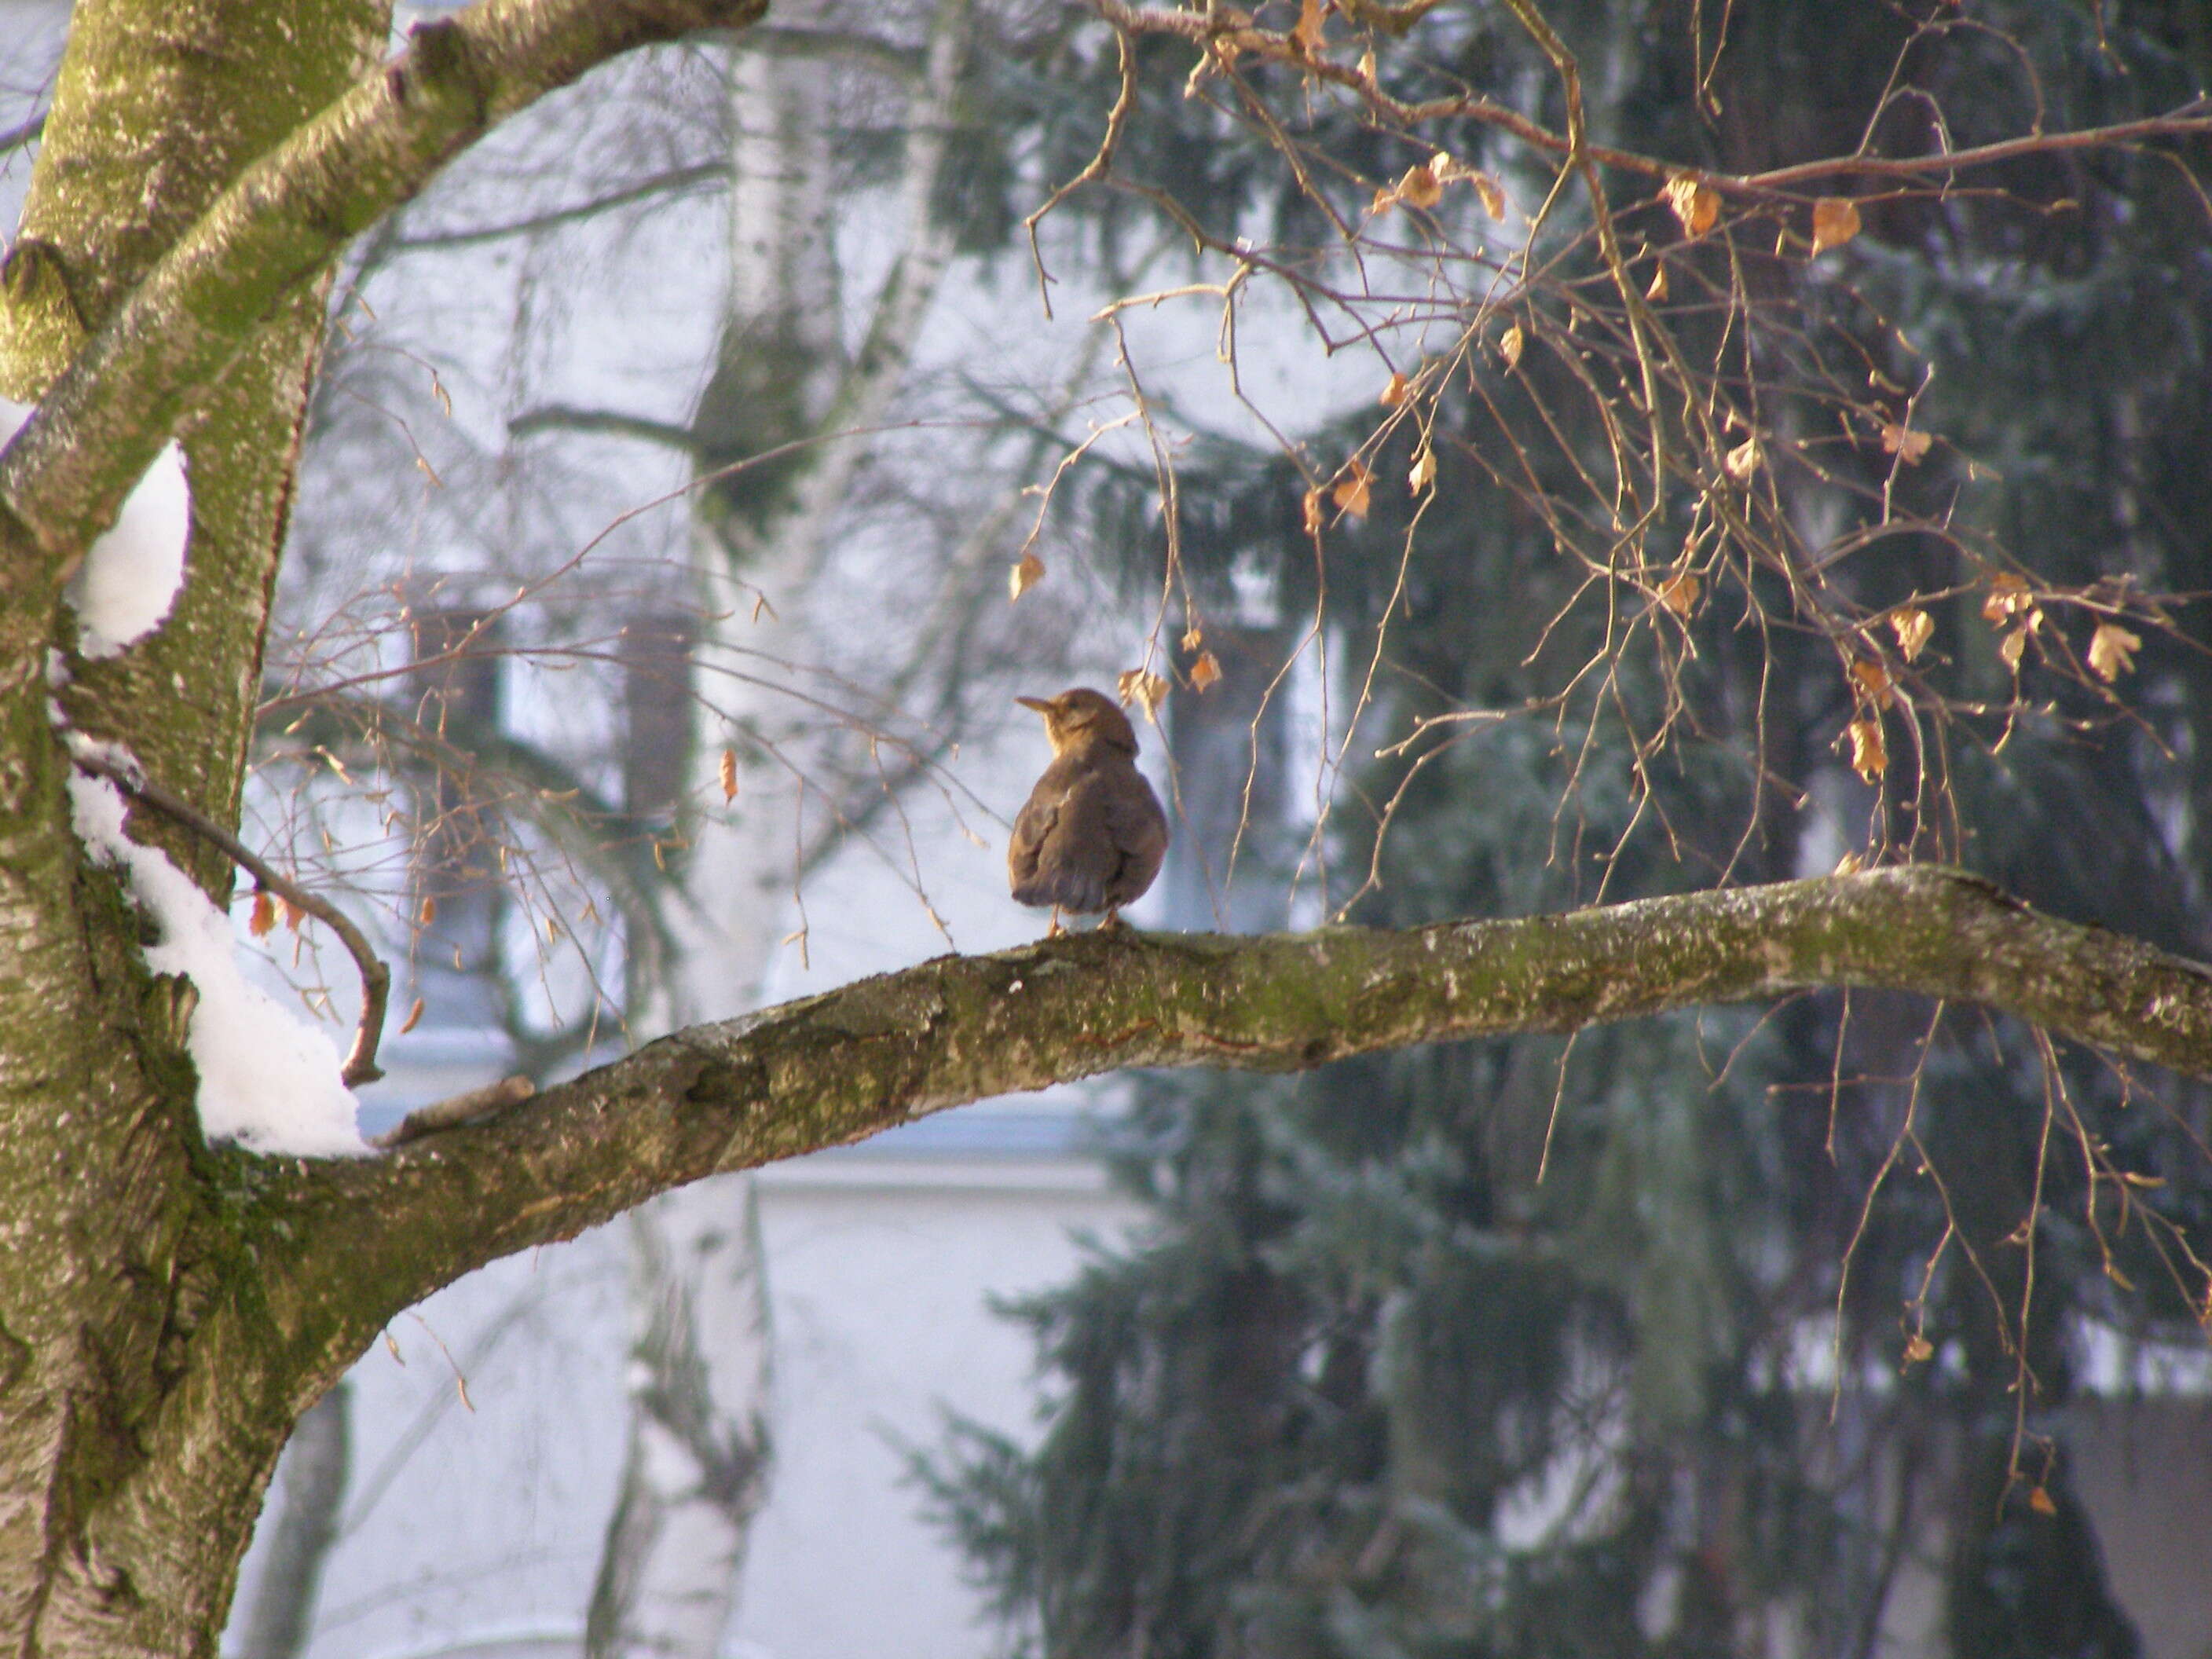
left=1395, top=161, right=1441, bottom=210
left=1009, top=551, right=1046, bottom=602
left=1664, top=174, right=1719, bottom=237
left=1473, top=172, right=1505, bottom=220
left=1190, top=650, right=1223, bottom=692
left=419, top=895, right=438, bottom=928
left=2027, top=1486, right=2058, bottom=1517
left=1499, top=322, right=1524, bottom=370
left=1881, top=422, right=1933, bottom=463
left=397, top=996, right=426, bottom=1037
left=720, top=746, right=739, bottom=802
left=249, top=890, right=276, bottom=938
left=1890, top=605, right=1933, bottom=662
left=1645, top=260, right=1669, bottom=302
left=1379, top=370, right=1409, bottom=408
left=1293, top=0, right=1327, bottom=56
left=1407, top=444, right=1437, bottom=495
left=1847, top=715, right=1888, bottom=782
left=1983, top=572, right=2034, bottom=626
left=1656, top=570, right=1700, bottom=619
left=1850, top=657, right=1895, bottom=709
left=2087, top=621, right=2141, bottom=683
left=280, top=898, right=305, bottom=932
left=1117, top=668, right=1170, bottom=724
left=1903, top=1333, right=1934, bottom=1364
left=1723, top=436, right=1761, bottom=485
left=1999, top=625, right=2029, bottom=672
left=1811, top=196, right=1862, bottom=255
left=1833, top=849, right=1865, bottom=876
left=1332, top=460, right=1374, bottom=519
left=1181, top=624, right=1205, bottom=654
left=1302, top=488, right=1326, bottom=536
left=545, top=916, right=564, bottom=943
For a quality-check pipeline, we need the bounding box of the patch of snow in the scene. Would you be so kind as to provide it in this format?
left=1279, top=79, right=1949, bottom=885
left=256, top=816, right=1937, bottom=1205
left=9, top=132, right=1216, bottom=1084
left=66, top=771, right=369, bottom=1157
left=2, top=397, right=193, bottom=659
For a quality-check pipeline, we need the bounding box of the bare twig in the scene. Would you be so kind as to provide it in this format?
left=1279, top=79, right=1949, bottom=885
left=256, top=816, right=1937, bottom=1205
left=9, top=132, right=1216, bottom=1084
left=373, top=1075, right=535, bottom=1148
left=71, top=749, right=394, bottom=1086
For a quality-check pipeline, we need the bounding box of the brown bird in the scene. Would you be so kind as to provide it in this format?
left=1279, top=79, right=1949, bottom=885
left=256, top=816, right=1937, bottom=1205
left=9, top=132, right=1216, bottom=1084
left=1009, top=687, right=1170, bottom=935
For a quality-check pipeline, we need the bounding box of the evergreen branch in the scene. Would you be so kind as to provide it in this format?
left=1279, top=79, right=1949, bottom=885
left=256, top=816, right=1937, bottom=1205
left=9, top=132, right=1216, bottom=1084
left=0, top=0, right=769, bottom=569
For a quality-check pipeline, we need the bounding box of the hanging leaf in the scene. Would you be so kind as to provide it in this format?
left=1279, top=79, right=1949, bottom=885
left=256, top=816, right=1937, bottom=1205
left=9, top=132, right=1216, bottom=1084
left=720, top=747, right=739, bottom=802
left=1332, top=460, right=1374, bottom=519
left=1881, top=422, right=1933, bottom=463
left=1117, top=668, right=1170, bottom=723
left=1190, top=650, right=1223, bottom=692
left=1664, top=175, right=1719, bottom=236
left=1656, top=570, right=1700, bottom=618
left=1499, top=323, right=1524, bottom=369
left=1847, top=715, right=1888, bottom=782
left=249, top=889, right=276, bottom=938
left=2087, top=621, right=2141, bottom=682
left=1811, top=196, right=1862, bottom=255
left=1850, top=657, right=1895, bottom=709
left=1379, top=369, right=1409, bottom=408
left=1407, top=444, right=1437, bottom=495
left=1890, top=605, right=1933, bottom=661
left=1009, top=551, right=1046, bottom=601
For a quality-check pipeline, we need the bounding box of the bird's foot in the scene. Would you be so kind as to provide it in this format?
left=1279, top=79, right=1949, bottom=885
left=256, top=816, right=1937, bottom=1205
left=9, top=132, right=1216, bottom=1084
left=1097, top=907, right=1124, bottom=933
left=1046, top=910, right=1068, bottom=939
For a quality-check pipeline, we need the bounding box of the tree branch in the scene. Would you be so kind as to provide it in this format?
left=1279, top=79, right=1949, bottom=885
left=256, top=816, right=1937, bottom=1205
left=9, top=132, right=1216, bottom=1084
left=283, top=865, right=2212, bottom=1326
left=0, top=0, right=767, bottom=568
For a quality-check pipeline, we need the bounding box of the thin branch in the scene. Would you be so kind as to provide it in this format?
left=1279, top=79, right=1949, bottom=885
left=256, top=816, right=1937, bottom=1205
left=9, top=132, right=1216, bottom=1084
left=0, top=111, right=45, bottom=153
left=390, top=159, right=730, bottom=251
left=72, top=750, right=394, bottom=1086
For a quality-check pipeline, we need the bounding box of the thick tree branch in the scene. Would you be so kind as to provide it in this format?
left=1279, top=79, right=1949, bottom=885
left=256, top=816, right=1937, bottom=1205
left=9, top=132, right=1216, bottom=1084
left=280, top=865, right=2212, bottom=1330
left=0, top=0, right=767, bottom=569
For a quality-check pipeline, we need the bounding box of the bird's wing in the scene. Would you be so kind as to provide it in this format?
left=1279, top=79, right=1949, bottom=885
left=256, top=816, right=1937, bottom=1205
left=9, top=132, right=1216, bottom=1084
left=1101, top=771, right=1170, bottom=905
left=1007, top=788, right=1061, bottom=892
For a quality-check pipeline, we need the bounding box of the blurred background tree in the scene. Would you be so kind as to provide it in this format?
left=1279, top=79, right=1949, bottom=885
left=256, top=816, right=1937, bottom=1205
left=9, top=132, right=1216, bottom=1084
left=920, top=3, right=2212, bottom=1655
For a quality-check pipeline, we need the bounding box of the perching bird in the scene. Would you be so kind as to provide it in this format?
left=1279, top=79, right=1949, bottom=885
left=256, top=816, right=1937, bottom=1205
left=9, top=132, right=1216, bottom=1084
left=1009, top=687, right=1169, bottom=934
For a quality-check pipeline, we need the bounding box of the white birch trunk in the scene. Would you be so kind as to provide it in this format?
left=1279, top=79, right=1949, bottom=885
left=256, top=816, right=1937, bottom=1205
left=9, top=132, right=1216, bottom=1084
left=588, top=9, right=974, bottom=1654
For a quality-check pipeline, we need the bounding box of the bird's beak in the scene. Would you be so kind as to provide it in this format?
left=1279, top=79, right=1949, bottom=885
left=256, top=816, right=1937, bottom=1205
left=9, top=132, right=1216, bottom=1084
left=1016, top=695, right=1055, bottom=716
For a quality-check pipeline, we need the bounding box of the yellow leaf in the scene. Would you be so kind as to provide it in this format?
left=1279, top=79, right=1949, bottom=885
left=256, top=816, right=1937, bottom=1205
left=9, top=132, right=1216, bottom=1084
left=1983, top=572, right=2034, bottom=626
left=1723, top=436, right=1761, bottom=485
left=1379, top=370, right=1409, bottom=408
left=1332, top=460, right=1374, bottom=519
left=1890, top=605, right=1933, bottom=662
left=1811, top=196, right=1862, bottom=255
left=1881, top=423, right=1933, bottom=463
left=1500, top=323, right=1524, bottom=370
left=1656, top=570, right=1700, bottom=619
left=249, top=889, right=276, bottom=938
left=1009, top=551, right=1046, bottom=602
left=1473, top=172, right=1506, bottom=220
left=1999, top=625, right=2029, bottom=672
left=1903, top=1333, right=1934, bottom=1364
left=1664, top=174, right=1719, bottom=237
left=720, top=747, right=739, bottom=802
left=1293, top=0, right=1327, bottom=56
left=2087, top=621, right=2141, bottom=683
left=1117, top=668, right=1170, bottom=724
left=2027, top=1486, right=2058, bottom=1517
left=1847, top=715, right=1888, bottom=782
left=419, top=895, right=438, bottom=928
left=1181, top=624, right=1205, bottom=654
left=1645, top=260, right=1669, bottom=302
left=1190, top=650, right=1223, bottom=692
left=1395, top=161, right=1441, bottom=210
left=1850, top=657, right=1895, bottom=709
left=1407, top=444, right=1436, bottom=495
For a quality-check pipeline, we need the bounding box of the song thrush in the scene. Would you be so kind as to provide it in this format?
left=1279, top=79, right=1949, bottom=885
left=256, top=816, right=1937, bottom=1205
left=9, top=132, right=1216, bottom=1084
left=1009, top=687, right=1169, bottom=934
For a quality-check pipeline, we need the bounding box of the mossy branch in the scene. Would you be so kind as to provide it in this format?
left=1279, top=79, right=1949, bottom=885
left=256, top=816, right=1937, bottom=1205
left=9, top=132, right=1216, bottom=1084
left=281, top=865, right=2212, bottom=1328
